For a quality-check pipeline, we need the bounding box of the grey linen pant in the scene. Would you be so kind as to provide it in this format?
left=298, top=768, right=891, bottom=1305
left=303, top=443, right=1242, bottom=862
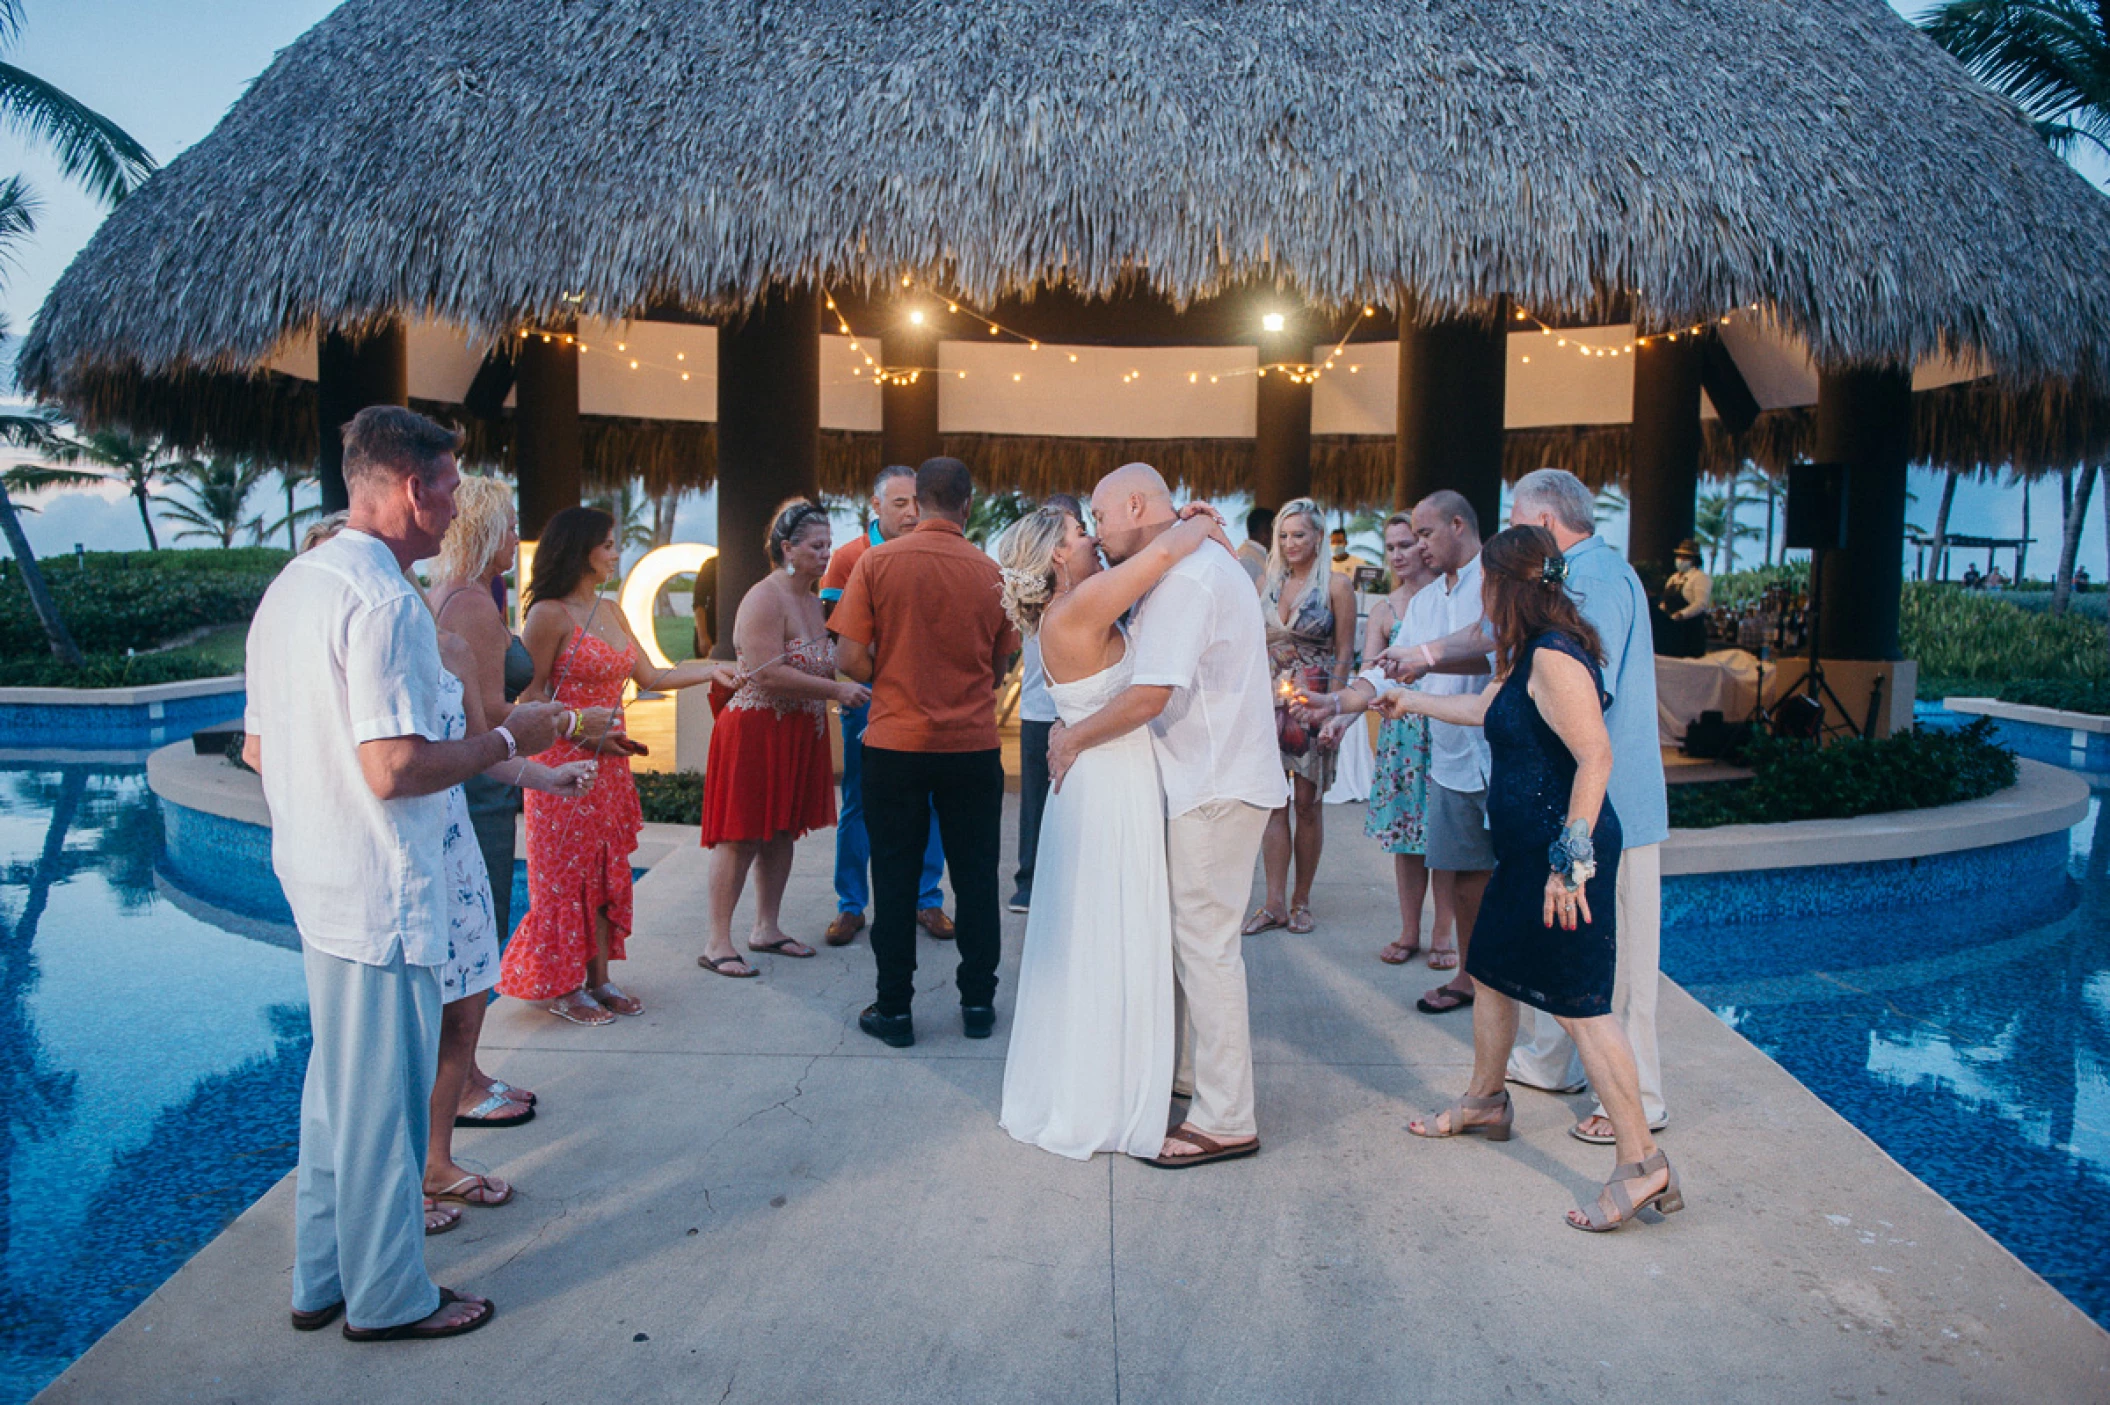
left=291, top=943, right=444, bottom=1329
left=1168, top=799, right=1272, bottom=1140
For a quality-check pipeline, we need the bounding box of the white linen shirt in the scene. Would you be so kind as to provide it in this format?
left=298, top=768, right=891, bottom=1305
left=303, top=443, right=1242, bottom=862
left=1397, top=552, right=1492, bottom=794
left=243, top=528, right=451, bottom=967
left=1129, top=542, right=1291, bottom=818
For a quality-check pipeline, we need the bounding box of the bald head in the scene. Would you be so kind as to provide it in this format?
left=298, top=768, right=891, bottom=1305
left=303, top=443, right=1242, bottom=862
left=1090, top=461, right=1175, bottom=563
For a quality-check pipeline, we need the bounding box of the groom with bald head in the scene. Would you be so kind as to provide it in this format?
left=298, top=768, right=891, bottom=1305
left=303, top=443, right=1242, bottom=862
left=1049, top=464, right=1287, bottom=1167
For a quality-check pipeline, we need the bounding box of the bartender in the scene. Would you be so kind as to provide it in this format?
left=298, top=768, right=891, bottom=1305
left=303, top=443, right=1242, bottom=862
left=1653, top=539, right=1711, bottom=658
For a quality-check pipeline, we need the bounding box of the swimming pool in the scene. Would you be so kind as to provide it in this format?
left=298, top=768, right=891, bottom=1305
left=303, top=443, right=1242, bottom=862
left=1663, top=781, right=2110, bottom=1327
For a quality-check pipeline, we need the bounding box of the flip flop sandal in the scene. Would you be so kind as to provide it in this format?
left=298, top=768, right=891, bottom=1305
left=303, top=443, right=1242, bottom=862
left=547, top=992, right=615, bottom=1025
left=429, top=1173, right=513, bottom=1208
left=1240, top=907, right=1288, bottom=936
left=1379, top=940, right=1422, bottom=965
left=1427, top=948, right=1460, bottom=970
left=697, top=952, right=758, bottom=978
left=1146, top=1128, right=1260, bottom=1170
left=749, top=937, right=817, bottom=959
left=485, top=1079, right=536, bottom=1106
left=291, top=1301, right=344, bottom=1332
left=1416, top=987, right=1475, bottom=1014
left=1568, top=1116, right=1669, bottom=1146
left=343, top=1288, right=495, bottom=1342
left=423, top=1199, right=461, bottom=1236
left=1286, top=907, right=1316, bottom=935
left=454, top=1091, right=535, bottom=1129
left=589, top=981, right=644, bottom=1015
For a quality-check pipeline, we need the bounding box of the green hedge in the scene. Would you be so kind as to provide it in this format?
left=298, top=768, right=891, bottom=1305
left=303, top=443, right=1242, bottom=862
left=0, top=547, right=287, bottom=656
left=1991, top=678, right=2110, bottom=716
left=1667, top=717, right=2017, bottom=829
left=632, top=770, right=704, bottom=825
left=0, top=651, right=243, bottom=688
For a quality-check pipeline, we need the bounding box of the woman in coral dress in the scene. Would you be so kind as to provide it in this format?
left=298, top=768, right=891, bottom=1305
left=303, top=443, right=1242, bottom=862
left=697, top=500, right=869, bottom=977
left=498, top=506, right=739, bottom=1026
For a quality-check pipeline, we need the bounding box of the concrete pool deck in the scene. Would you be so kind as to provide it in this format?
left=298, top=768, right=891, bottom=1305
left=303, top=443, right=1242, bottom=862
left=41, top=798, right=2110, bottom=1404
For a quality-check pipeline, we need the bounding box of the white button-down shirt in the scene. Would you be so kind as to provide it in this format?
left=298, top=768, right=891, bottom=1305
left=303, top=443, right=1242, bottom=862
left=244, top=529, right=450, bottom=966
left=1394, top=552, right=1491, bottom=794
left=1130, top=543, right=1291, bottom=818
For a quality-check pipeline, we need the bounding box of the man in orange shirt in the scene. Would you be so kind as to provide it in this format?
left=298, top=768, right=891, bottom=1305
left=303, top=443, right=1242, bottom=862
left=819, top=464, right=950, bottom=946
left=833, top=458, right=1020, bottom=1049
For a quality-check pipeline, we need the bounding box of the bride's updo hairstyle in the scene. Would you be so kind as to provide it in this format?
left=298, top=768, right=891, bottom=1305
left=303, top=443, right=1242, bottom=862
left=996, top=505, right=1072, bottom=637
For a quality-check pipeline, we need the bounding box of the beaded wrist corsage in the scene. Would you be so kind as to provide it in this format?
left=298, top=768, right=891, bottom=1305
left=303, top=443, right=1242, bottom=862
left=1548, top=819, right=1596, bottom=892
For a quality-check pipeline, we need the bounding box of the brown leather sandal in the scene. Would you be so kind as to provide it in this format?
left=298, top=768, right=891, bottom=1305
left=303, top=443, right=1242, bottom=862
left=1145, top=1127, right=1260, bottom=1169
left=342, top=1288, right=495, bottom=1342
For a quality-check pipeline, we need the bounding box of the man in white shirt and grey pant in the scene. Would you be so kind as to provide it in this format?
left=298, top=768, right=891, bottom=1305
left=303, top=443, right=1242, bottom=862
left=1051, top=464, right=1288, bottom=1168
left=244, top=407, right=562, bottom=1342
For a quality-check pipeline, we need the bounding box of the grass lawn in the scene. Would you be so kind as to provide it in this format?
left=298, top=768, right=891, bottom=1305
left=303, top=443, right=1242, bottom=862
left=652, top=614, right=699, bottom=663
left=154, top=623, right=249, bottom=675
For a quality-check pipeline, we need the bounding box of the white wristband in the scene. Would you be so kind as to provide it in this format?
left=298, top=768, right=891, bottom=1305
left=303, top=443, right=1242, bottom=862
left=1419, top=643, right=1437, bottom=669
left=494, top=724, right=518, bottom=762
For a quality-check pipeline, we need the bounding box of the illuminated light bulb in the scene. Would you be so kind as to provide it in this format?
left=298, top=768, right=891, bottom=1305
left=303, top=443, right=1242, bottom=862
left=1067, top=353, right=1078, bottom=362
left=681, top=372, right=691, bottom=381
left=1012, top=372, right=1022, bottom=382
left=948, top=302, right=959, bottom=313
left=901, top=274, right=912, bottom=286
left=1514, top=309, right=1527, bottom=320
left=541, top=333, right=551, bottom=343
left=849, top=341, right=860, bottom=351
left=825, top=297, right=836, bottom=308
left=852, top=366, right=862, bottom=375
left=1521, top=355, right=1531, bottom=364
left=957, top=370, right=967, bottom=379
left=629, top=360, right=638, bottom=370
left=1029, top=341, right=1039, bottom=351
left=617, top=342, right=626, bottom=351
left=563, top=334, right=574, bottom=344
left=1257, top=368, right=1267, bottom=377
left=909, top=310, right=925, bottom=325
left=1363, top=305, right=1375, bottom=316
left=578, top=344, right=588, bottom=352
left=1556, top=338, right=1567, bottom=347
left=1209, top=375, right=1219, bottom=384
left=676, top=351, right=685, bottom=360
left=911, top=371, right=920, bottom=382
left=1189, top=372, right=1198, bottom=383
left=1262, top=313, right=1286, bottom=332
left=1667, top=332, right=1677, bottom=341
left=1349, top=365, right=1360, bottom=373
left=989, top=325, right=999, bottom=335
left=1720, top=315, right=1732, bottom=325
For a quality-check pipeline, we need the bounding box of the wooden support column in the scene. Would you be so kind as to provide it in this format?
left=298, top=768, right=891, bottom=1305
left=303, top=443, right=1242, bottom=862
left=514, top=323, right=583, bottom=540
left=1627, top=335, right=1705, bottom=570
left=1253, top=321, right=1313, bottom=509
left=316, top=321, right=407, bottom=512
left=1815, top=365, right=1913, bottom=661
left=880, top=311, right=941, bottom=470
left=1395, top=302, right=1506, bottom=530
left=715, top=285, right=821, bottom=658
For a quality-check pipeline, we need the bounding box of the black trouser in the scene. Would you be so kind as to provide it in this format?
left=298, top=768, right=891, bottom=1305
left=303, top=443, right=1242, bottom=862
left=1016, top=720, right=1053, bottom=894
left=863, top=745, right=1003, bottom=1017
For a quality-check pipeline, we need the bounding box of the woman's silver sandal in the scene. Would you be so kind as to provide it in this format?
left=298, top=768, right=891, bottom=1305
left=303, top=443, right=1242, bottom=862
left=1408, top=1090, right=1512, bottom=1141
left=1569, top=1149, right=1683, bottom=1232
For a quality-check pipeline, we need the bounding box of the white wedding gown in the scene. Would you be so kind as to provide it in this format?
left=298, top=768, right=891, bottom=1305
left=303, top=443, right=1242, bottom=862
left=1000, top=632, right=1175, bottom=1160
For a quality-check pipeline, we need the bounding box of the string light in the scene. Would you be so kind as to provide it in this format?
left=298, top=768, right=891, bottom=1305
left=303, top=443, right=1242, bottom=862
left=1512, top=302, right=1763, bottom=360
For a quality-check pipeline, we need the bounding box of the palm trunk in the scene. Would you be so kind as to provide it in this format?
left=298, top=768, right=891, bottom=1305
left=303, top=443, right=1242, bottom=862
left=1765, top=476, right=1778, bottom=565
left=2053, top=464, right=2098, bottom=615
left=1724, top=481, right=1740, bottom=574
left=0, top=480, right=84, bottom=666
left=285, top=479, right=297, bottom=550
left=132, top=484, right=159, bottom=550
left=1929, top=468, right=1959, bottom=582
left=2018, top=483, right=2031, bottom=581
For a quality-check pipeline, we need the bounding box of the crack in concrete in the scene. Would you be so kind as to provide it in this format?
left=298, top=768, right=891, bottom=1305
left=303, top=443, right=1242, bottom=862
left=496, top=1196, right=572, bottom=1275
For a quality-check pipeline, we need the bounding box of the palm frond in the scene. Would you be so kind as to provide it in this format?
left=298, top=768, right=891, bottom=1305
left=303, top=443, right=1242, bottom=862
left=0, top=406, right=69, bottom=453
left=0, top=1, right=22, bottom=54
left=1, top=463, right=106, bottom=493
left=0, top=61, right=155, bottom=206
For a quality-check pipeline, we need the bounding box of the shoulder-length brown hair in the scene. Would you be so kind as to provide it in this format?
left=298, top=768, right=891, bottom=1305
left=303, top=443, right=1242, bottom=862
left=1481, top=525, right=1604, bottom=678
left=525, top=505, right=615, bottom=608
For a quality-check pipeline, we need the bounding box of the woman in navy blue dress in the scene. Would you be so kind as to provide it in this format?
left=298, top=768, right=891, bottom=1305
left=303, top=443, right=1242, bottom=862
left=1374, top=525, right=1683, bottom=1233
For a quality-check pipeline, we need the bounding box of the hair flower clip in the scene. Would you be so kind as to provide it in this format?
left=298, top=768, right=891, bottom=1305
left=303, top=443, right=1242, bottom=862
left=1540, top=554, right=1569, bottom=587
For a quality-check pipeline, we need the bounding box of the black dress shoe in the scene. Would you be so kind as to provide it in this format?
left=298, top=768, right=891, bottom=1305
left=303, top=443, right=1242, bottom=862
left=961, top=1005, right=996, bottom=1039
left=859, top=1004, right=914, bottom=1048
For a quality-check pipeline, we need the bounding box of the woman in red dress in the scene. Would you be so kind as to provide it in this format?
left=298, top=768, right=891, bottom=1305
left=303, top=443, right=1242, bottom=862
left=698, top=499, right=869, bottom=976
left=499, top=506, right=738, bottom=1025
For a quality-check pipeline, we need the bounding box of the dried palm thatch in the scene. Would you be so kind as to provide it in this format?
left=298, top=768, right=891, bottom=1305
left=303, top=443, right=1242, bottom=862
left=21, top=0, right=2110, bottom=444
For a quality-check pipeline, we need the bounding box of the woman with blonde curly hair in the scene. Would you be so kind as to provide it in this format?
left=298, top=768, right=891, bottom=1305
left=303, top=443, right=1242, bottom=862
left=993, top=497, right=1226, bottom=1161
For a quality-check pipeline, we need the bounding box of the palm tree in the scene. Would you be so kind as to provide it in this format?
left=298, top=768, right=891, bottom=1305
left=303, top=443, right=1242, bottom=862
left=2, top=429, right=183, bottom=549
left=156, top=457, right=266, bottom=548
left=260, top=462, right=320, bottom=550
left=1920, top=2, right=2110, bottom=162
left=0, top=0, right=156, bottom=664
left=588, top=479, right=657, bottom=555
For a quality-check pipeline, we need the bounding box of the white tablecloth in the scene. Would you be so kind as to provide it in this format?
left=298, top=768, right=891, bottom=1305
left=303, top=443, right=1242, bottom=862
left=1655, top=649, right=1765, bottom=745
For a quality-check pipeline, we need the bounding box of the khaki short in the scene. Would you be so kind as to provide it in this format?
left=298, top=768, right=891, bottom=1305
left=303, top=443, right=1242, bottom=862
left=1426, top=784, right=1496, bottom=872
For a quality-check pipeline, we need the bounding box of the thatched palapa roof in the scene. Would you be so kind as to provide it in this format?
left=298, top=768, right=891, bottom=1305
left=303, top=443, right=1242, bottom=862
left=19, top=0, right=2110, bottom=472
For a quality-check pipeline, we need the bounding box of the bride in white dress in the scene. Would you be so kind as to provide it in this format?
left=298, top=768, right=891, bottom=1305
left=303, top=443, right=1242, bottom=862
left=995, top=501, right=1229, bottom=1159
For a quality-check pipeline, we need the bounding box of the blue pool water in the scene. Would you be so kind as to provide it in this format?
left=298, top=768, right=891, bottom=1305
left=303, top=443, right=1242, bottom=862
left=1663, top=782, right=2110, bottom=1327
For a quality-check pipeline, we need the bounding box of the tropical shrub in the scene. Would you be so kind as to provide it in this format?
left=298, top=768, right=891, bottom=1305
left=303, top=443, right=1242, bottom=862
left=1668, top=718, right=2017, bottom=828
left=632, top=769, right=704, bottom=825
left=0, top=651, right=242, bottom=687
left=1992, top=678, right=2110, bottom=716
left=0, top=547, right=286, bottom=656
left=1899, top=584, right=2105, bottom=686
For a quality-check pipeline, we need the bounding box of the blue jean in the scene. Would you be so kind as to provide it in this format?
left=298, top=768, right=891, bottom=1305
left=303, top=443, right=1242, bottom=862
left=836, top=702, right=944, bottom=912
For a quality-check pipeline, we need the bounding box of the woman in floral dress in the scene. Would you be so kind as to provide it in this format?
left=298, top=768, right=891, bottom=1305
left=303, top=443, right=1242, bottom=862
left=697, top=500, right=869, bottom=977
left=1248, top=499, right=1355, bottom=936
left=498, top=507, right=740, bottom=1026
left=1344, top=514, right=1457, bottom=967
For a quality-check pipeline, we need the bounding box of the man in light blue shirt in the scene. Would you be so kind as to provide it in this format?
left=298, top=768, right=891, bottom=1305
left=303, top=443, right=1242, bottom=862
left=1378, top=468, right=1670, bottom=1139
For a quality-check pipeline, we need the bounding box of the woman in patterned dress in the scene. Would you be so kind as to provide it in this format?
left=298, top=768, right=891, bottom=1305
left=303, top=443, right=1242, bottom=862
left=498, top=507, right=740, bottom=1026
left=697, top=500, right=869, bottom=977
left=1247, top=499, right=1355, bottom=936
left=1326, top=514, right=1457, bottom=967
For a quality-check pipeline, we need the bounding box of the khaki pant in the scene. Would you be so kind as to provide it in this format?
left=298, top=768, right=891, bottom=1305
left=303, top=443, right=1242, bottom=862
left=1507, top=841, right=1667, bottom=1126
left=1167, top=799, right=1271, bottom=1140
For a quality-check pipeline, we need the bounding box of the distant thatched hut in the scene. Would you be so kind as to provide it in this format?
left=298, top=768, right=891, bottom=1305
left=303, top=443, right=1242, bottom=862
left=19, top=0, right=2110, bottom=659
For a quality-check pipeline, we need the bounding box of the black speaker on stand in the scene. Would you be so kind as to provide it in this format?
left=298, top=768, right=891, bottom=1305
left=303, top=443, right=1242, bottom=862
left=1773, top=461, right=1862, bottom=741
